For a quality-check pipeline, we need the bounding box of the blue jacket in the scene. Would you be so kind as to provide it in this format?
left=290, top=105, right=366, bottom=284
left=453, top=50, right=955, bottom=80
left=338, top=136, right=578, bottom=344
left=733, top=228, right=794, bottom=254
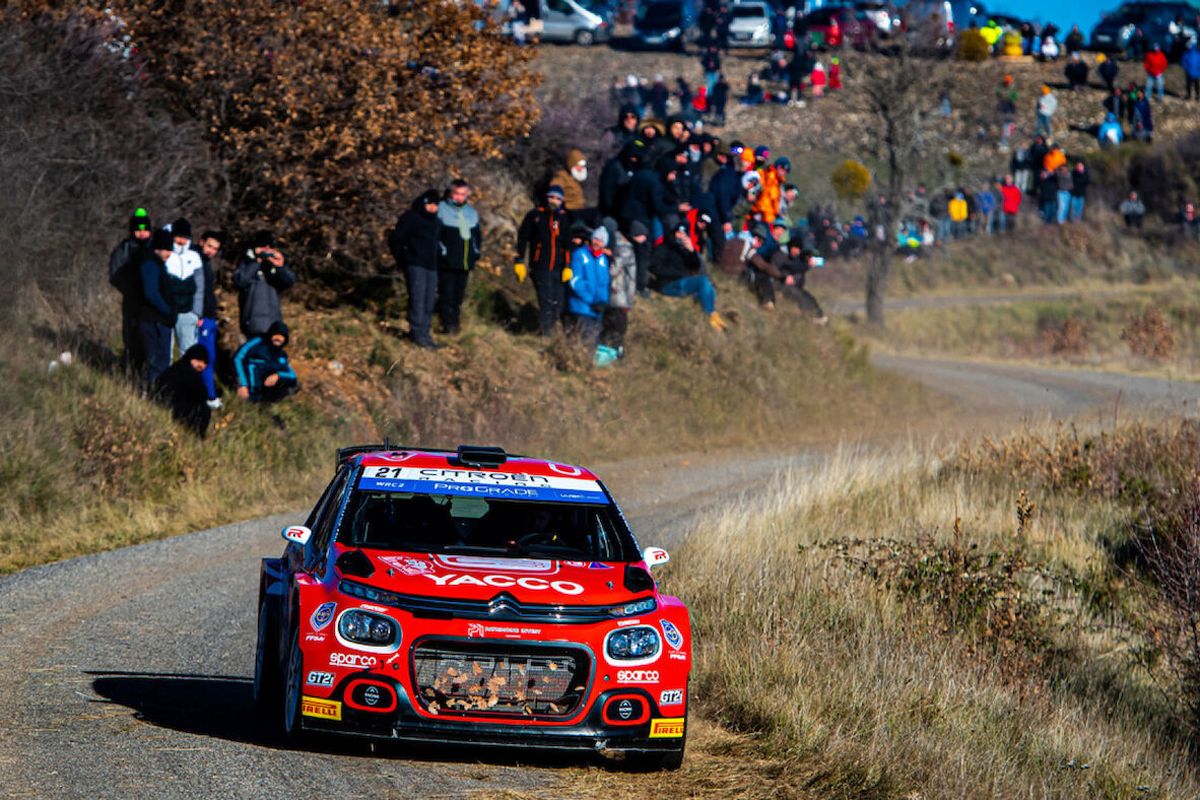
left=1183, top=46, right=1200, bottom=80
left=708, top=164, right=742, bottom=227
left=139, top=256, right=176, bottom=325
left=234, top=332, right=297, bottom=397
left=1098, top=113, right=1124, bottom=146
left=566, top=246, right=610, bottom=320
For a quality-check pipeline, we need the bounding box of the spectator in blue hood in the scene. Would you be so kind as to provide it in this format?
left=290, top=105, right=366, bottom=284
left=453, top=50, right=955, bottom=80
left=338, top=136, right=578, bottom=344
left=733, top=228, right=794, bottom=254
left=137, top=228, right=179, bottom=386
left=566, top=226, right=611, bottom=347
left=234, top=321, right=298, bottom=403
left=436, top=179, right=482, bottom=336
left=1183, top=41, right=1200, bottom=100
left=1098, top=112, right=1124, bottom=147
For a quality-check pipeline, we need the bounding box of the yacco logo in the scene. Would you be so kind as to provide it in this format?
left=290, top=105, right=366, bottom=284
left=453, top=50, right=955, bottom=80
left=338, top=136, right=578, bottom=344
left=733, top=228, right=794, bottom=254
left=616, top=669, right=660, bottom=684
left=434, top=555, right=556, bottom=574
left=330, top=652, right=378, bottom=668
left=660, top=620, right=684, bottom=651
left=420, top=572, right=584, bottom=596
left=659, top=689, right=684, bottom=706
left=311, top=602, right=336, bottom=631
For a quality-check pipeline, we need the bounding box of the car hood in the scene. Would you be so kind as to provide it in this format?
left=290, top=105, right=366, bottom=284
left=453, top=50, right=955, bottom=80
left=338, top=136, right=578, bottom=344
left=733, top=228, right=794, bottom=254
left=729, top=18, right=768, bottom=30
left=354, top=551, right=642, bottom=605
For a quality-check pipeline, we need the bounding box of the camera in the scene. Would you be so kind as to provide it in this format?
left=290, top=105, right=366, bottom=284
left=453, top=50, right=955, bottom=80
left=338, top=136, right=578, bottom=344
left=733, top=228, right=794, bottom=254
left=811, top=256, right=826, bottom=268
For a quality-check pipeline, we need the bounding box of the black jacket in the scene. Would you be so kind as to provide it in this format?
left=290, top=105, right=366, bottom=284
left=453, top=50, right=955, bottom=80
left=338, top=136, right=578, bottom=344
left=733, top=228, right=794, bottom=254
left=155, top=344, right=211, bottom=437
left=109, top=237, right=149, bottom=300
left=1070, top=168, right=1090, bottom=198
left=233, top=252, right=295, bottom=338
left=516, top=204, right=571, bottom=274
left=190, top=244, right=218, bottom=319
left=650, top=240, right=702, bottom=285
left=708, top=164, right=740, bottom=226
left=620, top=167, right=666, bottom=228
left=599, top=154, right=635, bottom=219
left=388, top=202, right=441, bottom=271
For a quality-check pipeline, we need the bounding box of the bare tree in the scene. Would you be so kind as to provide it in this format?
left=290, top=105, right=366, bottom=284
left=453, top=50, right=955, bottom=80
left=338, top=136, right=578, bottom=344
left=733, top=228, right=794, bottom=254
left=853, top=43, right=952, bottom=326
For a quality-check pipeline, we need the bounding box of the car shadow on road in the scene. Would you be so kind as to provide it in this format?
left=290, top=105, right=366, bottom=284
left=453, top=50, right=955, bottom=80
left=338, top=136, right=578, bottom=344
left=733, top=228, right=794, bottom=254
left=88, top=670, right=621, bottom=769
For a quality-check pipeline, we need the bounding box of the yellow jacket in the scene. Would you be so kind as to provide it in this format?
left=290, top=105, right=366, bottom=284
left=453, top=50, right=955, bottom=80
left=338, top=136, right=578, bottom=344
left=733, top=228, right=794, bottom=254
left=948, top=197, right=968, bottom=222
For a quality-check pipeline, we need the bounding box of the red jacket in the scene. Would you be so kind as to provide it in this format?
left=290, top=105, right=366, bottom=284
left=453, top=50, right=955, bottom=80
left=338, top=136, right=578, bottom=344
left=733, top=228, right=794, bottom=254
left=1000, top=184, right=1022, bottom=214
left=1144, top=51, right=1168, bottom=77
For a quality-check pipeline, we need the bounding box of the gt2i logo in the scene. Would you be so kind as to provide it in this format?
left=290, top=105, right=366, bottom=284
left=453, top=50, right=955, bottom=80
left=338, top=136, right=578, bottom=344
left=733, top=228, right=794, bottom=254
left=660, top=620, right=684, bottom=651
left=329, top=652, right=378, bottom=668
left=616, top=669, right=660, bottom=684
left=421, top=573, right=584, bottom=595
left=310, top=601, right=336, bottom=631
left=659, top=689, right=684, bottom=706
left=306, top=671, right=335, bottom=687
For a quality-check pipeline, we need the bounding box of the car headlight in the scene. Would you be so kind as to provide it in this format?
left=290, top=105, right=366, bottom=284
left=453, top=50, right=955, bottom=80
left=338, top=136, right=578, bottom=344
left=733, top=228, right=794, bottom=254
left=607, top=596, right=657, bottom=618
left=606, top=626, right=660, bottom=660
left=338, top=609, right=398, bottom=647
left=340, top=579, right=402, bottom=607
left=666, top=26, right=681, bottom=37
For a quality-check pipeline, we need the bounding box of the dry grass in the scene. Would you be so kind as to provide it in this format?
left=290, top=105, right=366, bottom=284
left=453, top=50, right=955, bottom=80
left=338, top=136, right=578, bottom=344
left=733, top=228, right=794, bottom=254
left=550, top=433, right=1200, bottom=798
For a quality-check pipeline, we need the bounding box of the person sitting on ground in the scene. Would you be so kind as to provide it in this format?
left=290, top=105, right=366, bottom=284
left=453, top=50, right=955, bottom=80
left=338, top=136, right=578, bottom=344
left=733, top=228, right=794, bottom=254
left=1179, top=202, right=1200, bottom=237
left=1098, top=112, right=1124, bottom=147
left=233, top=321, right=299, bottom=403
left=1119, top=190, right=1146, bottom=229
left=1064, top=52, right=1089, bottom=91
left=155, top=344, right=212, bottom=437
left=773, top=241, right=828, bottom=323
left=653, top=224, right=727, bottom=330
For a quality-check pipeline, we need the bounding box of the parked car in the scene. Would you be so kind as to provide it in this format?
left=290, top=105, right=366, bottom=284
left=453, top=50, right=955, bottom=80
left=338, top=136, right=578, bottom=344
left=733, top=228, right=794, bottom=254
left=541, top=0, right=615, bottom=44
left=255, top=444, right=692, bottom=769
left=854, top=0, right=902, bottom=36
left=1090, top=1, right=1197, bottom=54
left=898, top=0, right=987, bottom=48
left=797, top=5, right=880, bottom=49
left=633, top=0, right=700, bottom=49
left=727, top=1, right=774, bottom=47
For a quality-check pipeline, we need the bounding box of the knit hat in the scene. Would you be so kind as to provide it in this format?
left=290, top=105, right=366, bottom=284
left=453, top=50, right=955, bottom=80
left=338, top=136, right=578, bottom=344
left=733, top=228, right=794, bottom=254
left=151, top=228, right=175, bottom=251
left=418, top=189, right=441, bottom=206
left=754, top=145, right=770, bottom=162
left=251, top=230, right=276, bottom=249
left=775, top=156, right=792, bottom=171
left=590, top=226, right=610, bottom=247
left=183, top=343, right=210, bottom=364
left=546, top=184, right=565, bottom=200
left=629, top=220, right=650, bottom=238
left=129, top=207, right=151, bottom=234
left=172, top=217, right=192, bottom=240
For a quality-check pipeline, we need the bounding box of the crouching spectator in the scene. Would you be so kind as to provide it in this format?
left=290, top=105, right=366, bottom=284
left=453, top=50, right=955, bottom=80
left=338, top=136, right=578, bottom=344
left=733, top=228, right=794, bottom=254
left=234, top=321, right=298, bottom=403
left=773, top=242, right=828, bottom=322
left=155, top=344, right=212, bottom=437
left=566, top=227, right=611, bottom=348
left=652, top=225, right=727, bottom=331
left=1120, top=191, right=1146, bottom=229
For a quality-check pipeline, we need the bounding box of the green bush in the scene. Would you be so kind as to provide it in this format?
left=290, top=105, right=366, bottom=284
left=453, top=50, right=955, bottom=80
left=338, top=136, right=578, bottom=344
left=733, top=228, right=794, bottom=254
left=957, top=28, right=990, bottom=62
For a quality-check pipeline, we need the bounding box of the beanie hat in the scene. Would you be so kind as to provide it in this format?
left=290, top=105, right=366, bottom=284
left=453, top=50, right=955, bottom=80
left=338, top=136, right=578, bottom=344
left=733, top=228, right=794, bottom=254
left=251, top=230, right=276, bottom=249
left=151, top=228, right=175, bottom=251
left=753, top=145, right=770, bottom=161
left=172, top=217, right=192, bottom=240
left=417, top=189, right=441, bottom=206
left=545, top=184, right=565, bottom=200
left=129, top=207, right=151, bottom=234
left=590, top=226, right=610, bottom=247
left=775, top=156, right=792, bottom=171
left=629, top=220, right=650, bottom=238
left=183, top=343, right=210, bottom=364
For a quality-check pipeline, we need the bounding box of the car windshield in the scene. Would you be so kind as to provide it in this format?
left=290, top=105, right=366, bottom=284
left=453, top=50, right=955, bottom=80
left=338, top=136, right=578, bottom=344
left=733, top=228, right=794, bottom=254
left=638, top=2, right=682, bottom=26
left=339, top=488, right=636, bottom=562
left=732, top=5, right=768, bottom=18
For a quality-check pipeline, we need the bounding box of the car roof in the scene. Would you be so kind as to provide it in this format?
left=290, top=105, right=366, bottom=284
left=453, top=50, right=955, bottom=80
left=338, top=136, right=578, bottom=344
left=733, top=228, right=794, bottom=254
left=355, top=448, right=601, bottom=482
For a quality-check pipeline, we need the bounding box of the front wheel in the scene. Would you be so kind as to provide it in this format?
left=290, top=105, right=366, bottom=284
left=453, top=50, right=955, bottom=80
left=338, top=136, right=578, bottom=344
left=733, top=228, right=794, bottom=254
left=252, top=598, right=280, bottom=715
left=627, top=744, right=685, bottom=771
left=281, top=623, right=305, bottom=741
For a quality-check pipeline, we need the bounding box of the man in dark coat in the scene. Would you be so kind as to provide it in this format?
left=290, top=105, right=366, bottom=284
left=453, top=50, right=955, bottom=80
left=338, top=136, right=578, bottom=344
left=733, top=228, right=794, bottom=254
left=136, top=228, right=179, bottom=386
left=388, top=189, right=444, bottom=348
left=232, top=230, right=295, bottom=338
left=598, top=141, right=641, bottom=221
left=435, top=179, right=482, bottom=335
left=109, top=207, right=153, bottom=370
left=155, top=344, right=212, bottom=437
left=234, top=321, right=298, bottom=403
left=191, top=230, right=225, bottom=408
left=515, top=186, right=573, bottom=336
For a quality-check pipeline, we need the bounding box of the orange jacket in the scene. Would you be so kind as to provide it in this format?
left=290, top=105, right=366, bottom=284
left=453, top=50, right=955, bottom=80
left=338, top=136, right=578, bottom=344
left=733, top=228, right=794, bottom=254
left=1043, top=147, right=1066, bottom=172
left=753, top=166, right=783, bottom=223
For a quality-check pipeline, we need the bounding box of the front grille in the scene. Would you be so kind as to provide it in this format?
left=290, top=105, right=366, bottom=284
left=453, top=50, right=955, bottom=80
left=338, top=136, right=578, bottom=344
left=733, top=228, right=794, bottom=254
left=391, top=591, right=654, bottom=624
left=412, top=640, right=590, bottom=718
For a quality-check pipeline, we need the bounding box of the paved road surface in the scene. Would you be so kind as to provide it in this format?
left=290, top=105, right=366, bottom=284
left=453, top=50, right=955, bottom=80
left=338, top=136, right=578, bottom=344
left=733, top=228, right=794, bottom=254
left=1, top=356, right=1195, bottom=799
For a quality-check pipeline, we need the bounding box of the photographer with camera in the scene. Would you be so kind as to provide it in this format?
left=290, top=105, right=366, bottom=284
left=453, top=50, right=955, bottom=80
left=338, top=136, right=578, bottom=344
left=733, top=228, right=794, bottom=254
left=233, top=230, right=295, bottom=339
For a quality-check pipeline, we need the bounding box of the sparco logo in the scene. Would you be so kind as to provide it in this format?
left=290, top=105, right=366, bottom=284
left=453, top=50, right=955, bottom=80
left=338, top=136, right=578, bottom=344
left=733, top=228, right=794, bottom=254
left=616, top=669, right=660, bottom=683
left=329, top=652, right=378, bottom=668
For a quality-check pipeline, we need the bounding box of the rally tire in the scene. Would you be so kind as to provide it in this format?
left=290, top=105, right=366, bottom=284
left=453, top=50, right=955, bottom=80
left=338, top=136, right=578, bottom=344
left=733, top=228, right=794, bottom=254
left=626, top=743, right=685, bottom=771
left=281, top=622, right=305, bottom=741
left=252, top=598, right=280, bottom=715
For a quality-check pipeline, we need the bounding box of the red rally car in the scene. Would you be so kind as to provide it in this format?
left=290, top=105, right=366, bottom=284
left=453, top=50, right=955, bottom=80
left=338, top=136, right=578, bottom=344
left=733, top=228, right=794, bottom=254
left=254, top=444, right=691, bottom=769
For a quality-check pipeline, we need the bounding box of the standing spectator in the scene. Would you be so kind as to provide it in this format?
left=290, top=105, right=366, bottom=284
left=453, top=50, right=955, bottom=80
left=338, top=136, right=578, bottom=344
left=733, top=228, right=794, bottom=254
left=1183, top=41, right=1200, bottom=100
left=599, top=141, right=640, bottom=222
left=1133, top=89, right=1154, bottom=141
left=1069, top=162, right=1089, bottom=221
left=1179, top=203, right=1200, bottom=237
left=599, top=217, right=636, bottom=361
left=711, top=73, right=730, bottom=125
left=996, top=75, right=1018, bottom=149
left=109, top=207, right=153, bottom=370
left=1064, top=25, right=1085, bottom=54
left=1037, top=169, right=1059, bottom=223
left=154, top=344, right=211, bottom=437
left=1036, top=85, right=1058, bottom=138
left=810, top=61, right=827, bottom=98
left=167, top=218, right=204, bottom=355
left=566, top=227, right=611, bottom=348
left=436, top=179, right=482, bottom=336
left=829, top=56, right=843, bottom=92
left=1010, top=143, right=1032, bottom=193
left=137, top=228, right=179, bottom=386
left=192, top=230, right=224, bottom=408
left=1098, top=112, right=1125, bottom=147
left=1120, top=191, right=1146, bottom=228
left=605, top=105, right=640, bottom=150
left=999, top=175, right=1022, bottom=232
left=978, top=183, right=997, bottom=235
left=619, top=74, right=644, bottom=115
left=930, top=191, right=950, bottom=242
left=1064, top=53, right=1089, bottom=91
left=1144, top=44, right=1168, bottom=102
left=787, top=46, right=813, bottom=106
left=515, top=186, right=572, bottom=337
left=233, top=230, right=294, bottom=339
left=1055, top=165, right=1073, bottom=224
left=716, top=2, right=731, bottom=52
left=233, top=321, right=298, bottom=402
left=648, top=76, right=670, bottom=120
left=652, top=225, right=727, bottom=330
left=388, top=189, right=443, bottom=349
left=1103, top=87, right=1125, bottom=120
left=1098, top=53, right=1120, bottom=93
left=701, top=46, right=721, bottom=94
left=948, top=192, right=968, bottom=238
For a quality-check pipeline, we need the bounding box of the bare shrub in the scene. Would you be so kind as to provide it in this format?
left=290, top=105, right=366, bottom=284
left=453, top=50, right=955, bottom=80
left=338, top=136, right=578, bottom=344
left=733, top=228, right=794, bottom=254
left=1037, top=315, right=1089, bottom=356
left=1121, top=307, right=1176, bottom=361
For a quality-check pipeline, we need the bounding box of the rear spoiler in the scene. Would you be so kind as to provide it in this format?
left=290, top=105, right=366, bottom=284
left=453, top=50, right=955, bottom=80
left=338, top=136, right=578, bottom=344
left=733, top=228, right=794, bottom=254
left=335, top=443, right=514, bottom=471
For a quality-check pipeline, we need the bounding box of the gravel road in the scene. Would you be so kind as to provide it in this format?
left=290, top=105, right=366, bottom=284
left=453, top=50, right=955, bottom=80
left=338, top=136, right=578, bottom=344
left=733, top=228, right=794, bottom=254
left=1, top=355, right=1194, bottom=799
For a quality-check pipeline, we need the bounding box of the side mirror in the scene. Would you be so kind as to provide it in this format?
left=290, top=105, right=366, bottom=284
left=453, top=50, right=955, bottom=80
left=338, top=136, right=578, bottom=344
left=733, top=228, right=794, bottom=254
left=643, top=547, right=670, bottom=568
left=282, top=525, right=312, bottom=546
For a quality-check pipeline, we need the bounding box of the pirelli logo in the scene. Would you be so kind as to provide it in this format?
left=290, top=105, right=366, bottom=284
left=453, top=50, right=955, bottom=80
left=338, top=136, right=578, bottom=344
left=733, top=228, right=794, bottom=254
left=649, top=717, right=685, bottom=738
left=301, top=696, right=342, bottom=721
